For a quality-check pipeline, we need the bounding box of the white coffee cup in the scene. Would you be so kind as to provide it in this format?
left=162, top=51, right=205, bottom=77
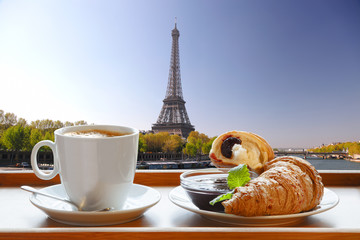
left=31, top=125, right=139, bottom=211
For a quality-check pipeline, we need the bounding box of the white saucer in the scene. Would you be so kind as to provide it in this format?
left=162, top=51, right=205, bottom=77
left=169, top=186, right=339, bottom=227
left=29, top=184, right=161, bottom=226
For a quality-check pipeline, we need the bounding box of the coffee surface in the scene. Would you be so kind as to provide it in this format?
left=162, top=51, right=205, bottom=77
left=64, top=129, right=130, bottom=138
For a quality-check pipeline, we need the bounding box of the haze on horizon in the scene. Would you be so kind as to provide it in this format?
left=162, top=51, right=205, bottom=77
left=0, top=0, right=359, bottom=148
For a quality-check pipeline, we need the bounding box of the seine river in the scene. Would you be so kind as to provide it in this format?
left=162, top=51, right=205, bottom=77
left=306, top=158, right=360, bottom=170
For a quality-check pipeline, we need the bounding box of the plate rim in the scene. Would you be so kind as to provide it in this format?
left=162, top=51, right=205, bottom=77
left=169, top=186, right=339, bottom=222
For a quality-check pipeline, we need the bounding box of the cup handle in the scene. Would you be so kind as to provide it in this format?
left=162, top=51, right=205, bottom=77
left=31, top=140, right=59, bottom=180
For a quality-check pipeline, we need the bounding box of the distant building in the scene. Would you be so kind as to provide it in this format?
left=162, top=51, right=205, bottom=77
left=152, top=21, right=194, bottom=138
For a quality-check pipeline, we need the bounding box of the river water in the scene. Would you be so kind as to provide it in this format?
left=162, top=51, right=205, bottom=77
left=305, top=157, right=360, bottom=170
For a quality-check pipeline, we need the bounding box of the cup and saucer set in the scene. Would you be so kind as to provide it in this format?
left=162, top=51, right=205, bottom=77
left=26, top=125, right=161, bottom=226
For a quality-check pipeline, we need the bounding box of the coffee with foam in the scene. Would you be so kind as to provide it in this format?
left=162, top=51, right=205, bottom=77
left=64, top=129, right=130, bottom=138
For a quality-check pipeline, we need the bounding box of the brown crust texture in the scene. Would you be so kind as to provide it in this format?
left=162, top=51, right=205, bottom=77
left=209, top=131, right=274, bottom=173
left=222, top=156, right=324, bottom=216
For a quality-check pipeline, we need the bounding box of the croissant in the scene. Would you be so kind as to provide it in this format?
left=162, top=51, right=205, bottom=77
left=222, top=156, right=324, bottom=216
left=209, top=131, right=274, bottom=174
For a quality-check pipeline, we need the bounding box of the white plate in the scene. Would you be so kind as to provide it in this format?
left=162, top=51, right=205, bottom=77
left=29, top=184, right=161, bottom=226
left=169, top=186, right=339, bottom=226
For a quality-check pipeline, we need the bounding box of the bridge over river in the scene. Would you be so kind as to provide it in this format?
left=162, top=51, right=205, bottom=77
left=275, top=150, right=349, bottom=159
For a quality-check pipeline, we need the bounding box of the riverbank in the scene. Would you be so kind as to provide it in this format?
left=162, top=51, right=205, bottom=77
left=137, top=158, right=360, bottom=170
left=2, top=157, right=360, bottom=171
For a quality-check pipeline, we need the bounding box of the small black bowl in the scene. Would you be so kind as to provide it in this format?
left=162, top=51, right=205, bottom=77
left=180, top=168, right=257, bottom=212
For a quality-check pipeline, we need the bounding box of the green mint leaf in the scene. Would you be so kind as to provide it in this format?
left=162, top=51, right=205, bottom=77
left=227, top=164, right=251, bottom=190
left=209, top=191, right=233, bottom=206
left=209, top=165, right=252, bottom=207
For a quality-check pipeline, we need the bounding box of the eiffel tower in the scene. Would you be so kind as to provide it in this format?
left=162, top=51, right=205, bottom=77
left=152, top=21, right=195, bottom=138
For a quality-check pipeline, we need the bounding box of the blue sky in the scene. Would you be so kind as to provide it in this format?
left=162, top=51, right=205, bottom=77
left=0, top=0, right=359, bottom=148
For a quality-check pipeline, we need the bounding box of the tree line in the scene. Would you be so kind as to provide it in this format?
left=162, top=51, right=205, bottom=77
left=3, top=110, right=359, bottom=157
left=0, top=110, right=88, bottom=151
left=139, top=131, right=216, bottom=156
left=0, top=110, right=216, bottom=156
left=308, top=142, right=360, bottom=155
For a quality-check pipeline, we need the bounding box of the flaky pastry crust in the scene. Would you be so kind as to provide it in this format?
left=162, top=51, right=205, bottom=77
left=222, top=156, right=324, bottom=216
